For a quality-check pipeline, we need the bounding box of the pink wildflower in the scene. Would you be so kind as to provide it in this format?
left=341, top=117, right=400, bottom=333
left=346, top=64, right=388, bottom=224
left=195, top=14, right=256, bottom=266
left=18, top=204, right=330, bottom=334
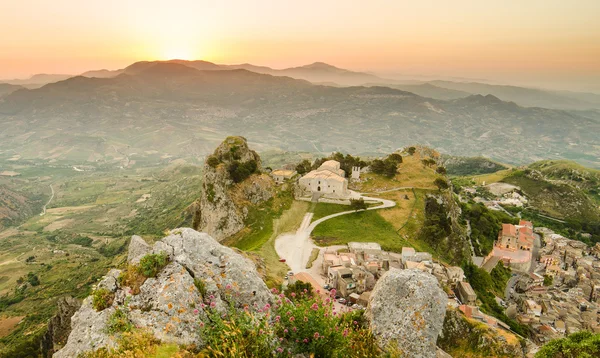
left=193, top=309, right=199, bottom=314
left=314, top=332, right=320, bottom=339
left=210, top=301, right=216, bottom=308
left=289, top=316, right=295, bottom=322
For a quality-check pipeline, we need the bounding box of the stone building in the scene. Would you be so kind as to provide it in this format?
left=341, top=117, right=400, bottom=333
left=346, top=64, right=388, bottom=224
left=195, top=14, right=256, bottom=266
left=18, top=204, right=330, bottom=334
left=270, top=169, right=296, bottom=184
left=298, top=160, right=348, bottom=197
left=456, top=281, right=477, bottom=305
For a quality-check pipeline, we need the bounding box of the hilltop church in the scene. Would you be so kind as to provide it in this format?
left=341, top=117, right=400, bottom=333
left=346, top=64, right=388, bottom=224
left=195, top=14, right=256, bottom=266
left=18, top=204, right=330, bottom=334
left=298, top=160, right=349, bottom=198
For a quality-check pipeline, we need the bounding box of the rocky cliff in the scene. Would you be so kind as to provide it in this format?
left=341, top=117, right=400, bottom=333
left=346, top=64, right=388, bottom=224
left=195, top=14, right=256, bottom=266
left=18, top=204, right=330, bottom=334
left=40, top=296, right=81, bottom=357
left=55, top=229, right=449, bottom=357
left=54, top=228, right=272, bottom=357
left=438, top=309, right=524, bottom=357
left=191, top=136, right=274, bottom=241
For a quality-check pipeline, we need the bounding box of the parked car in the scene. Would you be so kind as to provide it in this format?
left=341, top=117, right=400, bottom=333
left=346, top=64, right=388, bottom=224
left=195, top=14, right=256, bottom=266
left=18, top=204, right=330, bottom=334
left=279, top=258, right=286, bottom=263
left=323, top=284, right=330, bottom=290
left=338, top=298, right=346, bottom=304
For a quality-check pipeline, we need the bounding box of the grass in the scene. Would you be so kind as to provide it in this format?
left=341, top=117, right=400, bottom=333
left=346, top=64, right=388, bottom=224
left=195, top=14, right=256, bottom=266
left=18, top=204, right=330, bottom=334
left=470, top=169, right=513, bottom=185
left=349, top=154, right=438, bottom=193
left=311, top=203, right=352, bottom=220
left=305, top=248, right=320, bottom=269
left=312, top=210, right=408, bottom=252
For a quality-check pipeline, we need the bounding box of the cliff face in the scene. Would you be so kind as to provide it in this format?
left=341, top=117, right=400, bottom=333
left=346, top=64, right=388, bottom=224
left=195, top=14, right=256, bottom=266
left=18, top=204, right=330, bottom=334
left=40, top=296, right=81, bottom=357
left=54, top=228, right=273, bottom=357
left=438, top=309, right=524, bottom=357
left=191, top=136, right=274, bottom=241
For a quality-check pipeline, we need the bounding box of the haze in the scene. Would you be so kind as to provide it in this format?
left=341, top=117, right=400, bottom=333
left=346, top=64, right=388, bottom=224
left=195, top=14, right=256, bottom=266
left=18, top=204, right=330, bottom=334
left=1, top=0, right=599, bottom=91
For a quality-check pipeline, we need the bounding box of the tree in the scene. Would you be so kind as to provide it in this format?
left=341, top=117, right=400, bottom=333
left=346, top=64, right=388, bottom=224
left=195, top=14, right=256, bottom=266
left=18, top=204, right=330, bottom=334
left=27, top=272, right=40, bottom=286
left=206, top=155, right=220, bottom=168
left=535, top=331, right=600, bottom=358
left=435, top=166, right=447, bottom=175
left=350, top=198, right=367, bottom=211
left=543, top=275, right=553, bottom=286
left=387, top=153, right=403, bottom=164
left=407, top=147, right=416, bottom=155
left=434, top=178, right=449, bottom=190
left=295, top=159, right=312, bottom=175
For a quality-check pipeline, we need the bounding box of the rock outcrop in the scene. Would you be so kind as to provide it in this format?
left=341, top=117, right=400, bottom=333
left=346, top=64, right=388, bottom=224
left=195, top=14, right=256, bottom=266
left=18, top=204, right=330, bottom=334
left=40, top=296, right=81, bottom=357
left=54, top=228, right=272, bottom=357
left=366, top=268, right=447, bottom=358
left=438, top=309, right=524, bottom=357
left=191, top=136, right=274, bottom=241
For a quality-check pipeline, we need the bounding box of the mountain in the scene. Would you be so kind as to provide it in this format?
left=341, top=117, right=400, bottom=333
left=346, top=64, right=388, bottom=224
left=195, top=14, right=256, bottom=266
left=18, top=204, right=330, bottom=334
left=1, top=74, right=73, bottom=88
left=80, top=60, right=386, bottom=86
left=430, top=80, right=600, bottom=110
left=0, top=83, right=23, bottom=97
left=365, top=83, right=471, bottom=100
left=0, top=64, right=599, bottom=168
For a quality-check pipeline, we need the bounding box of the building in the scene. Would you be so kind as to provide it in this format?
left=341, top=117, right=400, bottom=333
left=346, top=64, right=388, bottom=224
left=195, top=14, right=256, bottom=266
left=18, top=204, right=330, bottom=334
left=496, top=222, right=534, bottom=251
left=456, top=281, right=477, bottom=305
left=298, top=160, right=348, bottom=197
left=271, top=169, right=296, bottom=184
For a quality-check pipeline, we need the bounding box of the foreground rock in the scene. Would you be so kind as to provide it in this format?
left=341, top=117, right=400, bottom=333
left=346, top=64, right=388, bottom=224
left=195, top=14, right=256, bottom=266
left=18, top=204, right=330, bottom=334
left=40, top=296, right=81, bottom=357
left=191, top=136, right=274, bottom=241
left=366, top=268, right=447, bottom=358
left=54, top=228, right=272, bottom=357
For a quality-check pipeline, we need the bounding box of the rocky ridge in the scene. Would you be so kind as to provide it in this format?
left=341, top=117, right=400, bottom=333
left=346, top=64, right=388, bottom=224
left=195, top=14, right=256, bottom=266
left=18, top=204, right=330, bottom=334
left=191, top=136, right=274, bottom=241
left=54, top=228, right=448, bottom=357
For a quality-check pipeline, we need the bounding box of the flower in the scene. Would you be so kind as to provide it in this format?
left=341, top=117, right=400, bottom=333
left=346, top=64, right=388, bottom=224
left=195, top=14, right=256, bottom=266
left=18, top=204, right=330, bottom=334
left=193, top=309, right=199, bottom=314
left=292, top=327, right=297, bottom=332
left=284, top=329, right=288, bottom=333
left=353, top=320, right=358, bottom=325
left=289, top=316, right=295, bottom=322
left=303, top=338, right=308, bottom=343
left=314, top=332, right=320, bottom=339
left=291, top=292, right=296, bottom=297
left=210, top=301, right=216, bottom=308
left=200, top=322, right=205, bottom=328
left=277, top=347, right=283, bottom=353
left=343, top=328, right=349, bottom=337
left=225, top=284, right=232, bottom=290
left=209, top=295, right=215, bottom=300
left=311, top=303, right=319, bottom=310
left=275, top=315, right=281, bottom=322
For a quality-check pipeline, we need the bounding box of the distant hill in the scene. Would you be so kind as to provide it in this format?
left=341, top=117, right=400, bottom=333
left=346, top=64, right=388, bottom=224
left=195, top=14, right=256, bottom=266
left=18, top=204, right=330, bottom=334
left=1, top=74, right=73, bottom=88
left=364, top=83, right=470, bottom=100
left=0, top=83, right=23, bottom=97
left=1, top=64, right=599, bottom=168
left=430, top=80, right=600, bottom=110
left=441, top=155, right=508, bottom=176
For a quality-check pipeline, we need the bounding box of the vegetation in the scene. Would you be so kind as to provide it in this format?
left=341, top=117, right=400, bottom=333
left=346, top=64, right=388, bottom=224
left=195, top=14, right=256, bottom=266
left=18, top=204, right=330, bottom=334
left=306, top=248, right=320, bottom=269
left=206, top=155, right=220, bottom=168
left=311, top=203, right=351, bottom=220
left=535, top=331, right=600, bottom=358
left=370, top=154, right=402, bottom=178
left=312, top=210, right=403, bottom=252
left=194, top=278, right=207, bottom=297
left=433, top=177, right=449, bottom=190
left=92, top=288, right=115, bottom=311
left=284, top=280, right=313, bottom=299
left=137, top=253, right=169, bottom=278
left=544, top=275, right=553, bottom=287
left=350, top=198, right=368, bottom=211
left=463, top=262, right=530, bottom=337
left=117, top=265, right=147, bottom=295
left=312, top=152, right=368, bottom=178
left=106, top=308, right=133, bottom=334
left=442, top=156, right=508, bottom=176
left=461, top=202, right=518, bottom=256
left=227, top=159, right=259, bottom=183
left=295, top=159, right=312, bottom=175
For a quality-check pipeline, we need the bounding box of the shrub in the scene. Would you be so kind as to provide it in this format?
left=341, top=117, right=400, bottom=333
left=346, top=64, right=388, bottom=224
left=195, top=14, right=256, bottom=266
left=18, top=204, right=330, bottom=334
left=26, top=272, right=40, bottom=286
left=434, top=177, right=449, bottom=190
left=92, top=288, right=114, bottom=311
left=536, top=331, right=600, bottom=358
left=350, top=198, right=368, bottom=211
left=206, top=155, right=220, bottom=168
left=228, top=160, right=258, bottom=183
left=118, top=266, right=147, bottom=295
left=194, top=278, right=207, bottom=297
left=106, top=308, right=133, bottom=334
left=137, top=253, right=169, bottom=278
left=284, top=281, right=313, bottom=300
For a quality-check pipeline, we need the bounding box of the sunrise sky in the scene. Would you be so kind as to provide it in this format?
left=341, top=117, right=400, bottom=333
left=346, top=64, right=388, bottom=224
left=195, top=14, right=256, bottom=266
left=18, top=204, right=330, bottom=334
left=1, top=0, right=599, bottom=91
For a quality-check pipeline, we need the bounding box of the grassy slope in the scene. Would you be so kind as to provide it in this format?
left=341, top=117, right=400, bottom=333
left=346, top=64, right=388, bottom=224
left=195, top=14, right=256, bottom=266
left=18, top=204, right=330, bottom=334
left=0, top=161, right=202, bottom=355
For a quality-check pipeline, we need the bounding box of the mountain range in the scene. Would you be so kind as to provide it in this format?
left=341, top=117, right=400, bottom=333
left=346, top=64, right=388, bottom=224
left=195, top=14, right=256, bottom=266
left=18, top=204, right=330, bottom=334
left=1, top=61, right=599, bottom=168
left=4, top=59, right=600, bottom=111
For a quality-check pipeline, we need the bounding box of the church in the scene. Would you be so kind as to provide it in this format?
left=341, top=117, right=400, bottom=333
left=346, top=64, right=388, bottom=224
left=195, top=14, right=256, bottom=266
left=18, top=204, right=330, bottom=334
left=298, top=160, right=349, bottom=197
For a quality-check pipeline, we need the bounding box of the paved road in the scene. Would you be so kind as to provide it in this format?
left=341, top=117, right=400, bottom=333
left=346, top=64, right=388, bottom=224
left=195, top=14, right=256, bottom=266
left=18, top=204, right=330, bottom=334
left=275, top=195, right=395, bottom=274
left=40, top=184, right=54, bottom=216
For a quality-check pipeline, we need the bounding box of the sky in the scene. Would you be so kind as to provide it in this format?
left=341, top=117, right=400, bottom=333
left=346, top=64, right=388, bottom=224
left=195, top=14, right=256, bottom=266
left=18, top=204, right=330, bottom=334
left=0, top=0, right=599, bottom=91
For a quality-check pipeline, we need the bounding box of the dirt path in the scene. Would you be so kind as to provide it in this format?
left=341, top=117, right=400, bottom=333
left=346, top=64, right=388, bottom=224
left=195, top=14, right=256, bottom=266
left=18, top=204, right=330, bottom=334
left=40, top=184, right=54, bottom=216
left=275, top=195, right=395, bottom=273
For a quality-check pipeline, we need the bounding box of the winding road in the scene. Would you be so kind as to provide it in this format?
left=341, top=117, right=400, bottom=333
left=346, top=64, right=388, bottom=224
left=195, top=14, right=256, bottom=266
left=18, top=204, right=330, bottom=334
left=275, top=195, right=395, bottom=273
left=40, top=184, right=54, bottom=216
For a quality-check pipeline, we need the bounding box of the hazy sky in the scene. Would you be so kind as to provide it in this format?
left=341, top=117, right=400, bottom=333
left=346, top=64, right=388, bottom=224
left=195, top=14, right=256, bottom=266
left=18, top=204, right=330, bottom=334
left=1, top=0, right=599, bottom=91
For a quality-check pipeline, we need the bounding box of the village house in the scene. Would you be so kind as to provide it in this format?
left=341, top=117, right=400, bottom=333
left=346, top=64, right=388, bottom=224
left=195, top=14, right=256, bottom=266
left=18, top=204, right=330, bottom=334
left=270, top=169, right=296, bottom=184
left=496, top=221, right=534, bottom=251
left=298, top=160, right=349, bottom=197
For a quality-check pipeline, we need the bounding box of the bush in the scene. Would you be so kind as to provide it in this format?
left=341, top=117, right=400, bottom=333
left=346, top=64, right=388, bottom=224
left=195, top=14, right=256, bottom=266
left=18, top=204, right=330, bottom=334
left=228, top=160, right=258, bottom=183
left=118, top=266, right=147, bottom=295
left=350, top=198, right=368, bottom=211
left=536, top=331, right=600, bottom=358
left=137, top=253, right=169, bottom=278
left=106, top=308, right=133, bottom=334
left=92, top=288, right=114, bottom=311
left=284, top=281, right=313, bottom=300
left=26, top=272, right=40, bottom=286
left=206, top=155, right=220, bottom=168
left=434, top=177, right=449, bottom=190
left=295, top=159, right=312, bottom=175
left=71, top=236, right=93, bottom=247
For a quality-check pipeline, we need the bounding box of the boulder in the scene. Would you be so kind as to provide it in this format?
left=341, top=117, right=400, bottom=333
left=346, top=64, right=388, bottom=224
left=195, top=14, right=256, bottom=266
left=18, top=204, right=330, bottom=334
left=127, top=235, right=151, bottom=264
left=366, top=268, right=447, bottom=358
left=55, top=228, right=272, bottom=357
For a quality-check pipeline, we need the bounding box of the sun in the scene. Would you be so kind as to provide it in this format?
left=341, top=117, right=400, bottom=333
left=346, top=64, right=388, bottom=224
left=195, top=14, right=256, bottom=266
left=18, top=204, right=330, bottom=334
left=162, top=47, right=194, bottom=61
